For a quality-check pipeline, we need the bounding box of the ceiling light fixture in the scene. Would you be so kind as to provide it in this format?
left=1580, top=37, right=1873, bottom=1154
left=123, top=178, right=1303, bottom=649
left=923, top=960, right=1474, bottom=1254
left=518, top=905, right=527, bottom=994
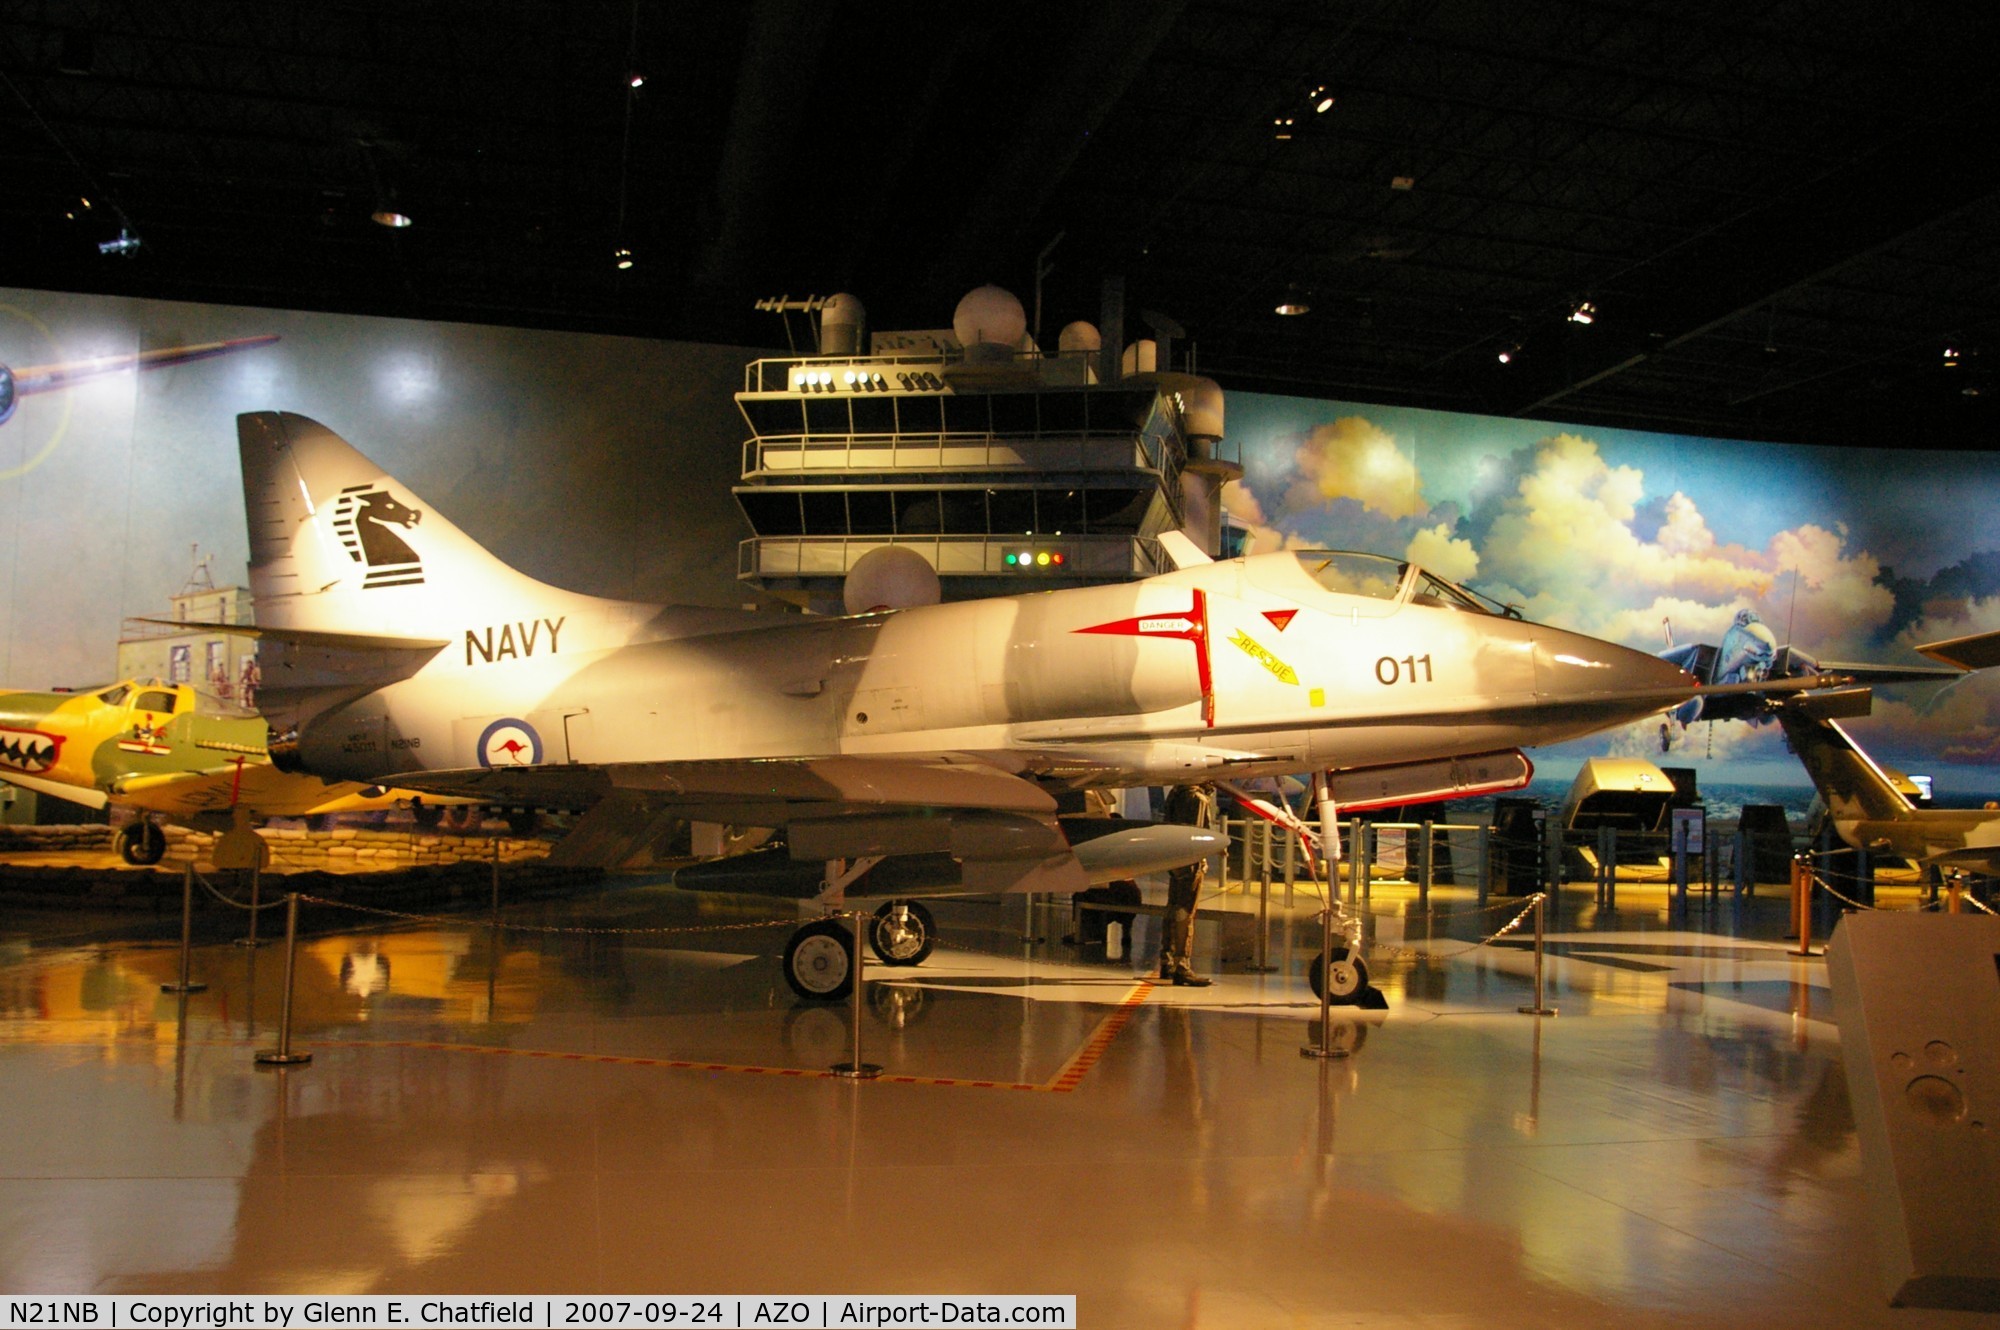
left=1497, top=344, right=1518, bottom=365
left=1275, top=302, right=1310, bottom=316
left=1310, top=85, right=1334, bottom=113
left=1273, top=116, right=1294, bottom=140
left=614, top=247, right=634, bottom=270
left=1943, top=346, right=1961, bottom=368
left=370, top=209, right=412, bottom=228
left=627, top=71, right=645, bottom=89
left=1568, top=300, right=1597, bottom=325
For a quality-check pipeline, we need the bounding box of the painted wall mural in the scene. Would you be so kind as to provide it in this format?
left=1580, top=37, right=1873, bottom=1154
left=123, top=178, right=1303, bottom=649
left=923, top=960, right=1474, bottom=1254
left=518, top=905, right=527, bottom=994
left=1, top=288, right=754, bottom=694
left=1226, top=393, right=2000, bottom=794
left=3, top=285, right=1995, bottom=798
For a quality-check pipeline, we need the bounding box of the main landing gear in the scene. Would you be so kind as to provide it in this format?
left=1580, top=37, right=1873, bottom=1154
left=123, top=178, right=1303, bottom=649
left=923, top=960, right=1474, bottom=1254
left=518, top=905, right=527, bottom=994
left=781, top=898, right=938, bottom=1001
left=117, top=820, right=167, bottom=866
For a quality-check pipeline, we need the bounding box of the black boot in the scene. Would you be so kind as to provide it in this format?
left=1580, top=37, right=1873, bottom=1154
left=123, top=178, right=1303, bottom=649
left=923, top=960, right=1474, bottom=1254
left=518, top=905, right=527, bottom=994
left=1168, top=963, right=1211, bottom=987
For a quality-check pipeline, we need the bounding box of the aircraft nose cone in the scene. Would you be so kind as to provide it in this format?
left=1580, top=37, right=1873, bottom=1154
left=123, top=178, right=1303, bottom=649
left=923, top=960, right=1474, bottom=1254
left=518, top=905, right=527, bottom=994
left=1529, top=630, right=1697, bottom=745
left=1538, top=630, right=1695, bottom=701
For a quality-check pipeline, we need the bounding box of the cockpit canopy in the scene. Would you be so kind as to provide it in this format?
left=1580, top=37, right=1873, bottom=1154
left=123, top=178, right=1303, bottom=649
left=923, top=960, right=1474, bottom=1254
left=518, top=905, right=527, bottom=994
left=1291, top=551, right=1518, bottom=617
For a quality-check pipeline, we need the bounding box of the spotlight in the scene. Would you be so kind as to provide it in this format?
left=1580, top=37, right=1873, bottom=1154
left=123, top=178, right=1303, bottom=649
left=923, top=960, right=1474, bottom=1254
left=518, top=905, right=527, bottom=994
left=1275, top=302, right=1310, bottom=316
left=1568, top=300, right=1597, bottom=325
left=1497, top=344, right=1518, bottom=365
left=613, top=247, right=634, bottom=269
left=1273, top=116, right=1294, bottom=140
left=97, top=228, right=141, bottom=257
left=1943, top=346, right=1961, bottom=368
left=627, top=71, right=645, bottom=89
left=1309, top=85, right=1334, bottom=113
left=371, top=209, right=413, bottom=228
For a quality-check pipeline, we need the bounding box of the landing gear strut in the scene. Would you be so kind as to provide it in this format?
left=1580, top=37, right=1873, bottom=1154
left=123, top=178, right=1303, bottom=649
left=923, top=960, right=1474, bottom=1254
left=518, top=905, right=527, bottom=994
left=117, top=820, right=167, bottom=866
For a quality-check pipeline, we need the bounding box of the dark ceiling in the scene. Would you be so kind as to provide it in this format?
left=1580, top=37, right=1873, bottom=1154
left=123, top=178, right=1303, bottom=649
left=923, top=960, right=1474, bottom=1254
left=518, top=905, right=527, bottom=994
left=4, top=0, right=1997, bottom=449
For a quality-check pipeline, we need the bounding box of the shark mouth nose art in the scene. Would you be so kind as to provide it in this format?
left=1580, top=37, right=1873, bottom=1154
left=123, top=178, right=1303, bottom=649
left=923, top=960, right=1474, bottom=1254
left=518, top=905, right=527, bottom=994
left=0, top=727, right=62, bottom=774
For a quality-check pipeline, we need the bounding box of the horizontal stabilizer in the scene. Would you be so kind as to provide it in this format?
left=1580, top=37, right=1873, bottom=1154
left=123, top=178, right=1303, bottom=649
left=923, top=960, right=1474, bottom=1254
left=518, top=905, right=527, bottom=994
left=134, top=619, right=449, bottom=653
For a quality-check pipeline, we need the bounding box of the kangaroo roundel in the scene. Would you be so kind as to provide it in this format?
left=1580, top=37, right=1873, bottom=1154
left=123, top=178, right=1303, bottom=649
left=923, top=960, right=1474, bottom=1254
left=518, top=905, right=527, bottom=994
left=477, top=718, right=543, bottom=768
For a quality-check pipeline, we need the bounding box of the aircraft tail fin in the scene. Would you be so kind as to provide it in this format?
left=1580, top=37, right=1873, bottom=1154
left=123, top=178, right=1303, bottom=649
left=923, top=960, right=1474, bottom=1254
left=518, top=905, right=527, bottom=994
left=1773, top=705, right=1914, bottom=823
left=239, top=412, right=603, bottom=638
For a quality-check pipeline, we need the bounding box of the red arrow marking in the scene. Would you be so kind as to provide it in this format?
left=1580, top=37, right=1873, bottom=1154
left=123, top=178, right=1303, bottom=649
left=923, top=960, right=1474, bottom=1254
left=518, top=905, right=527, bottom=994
left=1262, top=608, right=1298, bottom=632
left=1074, top=589, right=1214, bottom=726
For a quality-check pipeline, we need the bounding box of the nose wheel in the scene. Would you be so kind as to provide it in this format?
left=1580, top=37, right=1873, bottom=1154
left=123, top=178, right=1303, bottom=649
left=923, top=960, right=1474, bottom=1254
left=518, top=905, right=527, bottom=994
left=782, top=918, right=857, bottom=1001
left=1308, top=947, right=1370, bottom=1004
left=868, top=899, right=936, bottom=966
left=116, top=820, right=167, bottom=866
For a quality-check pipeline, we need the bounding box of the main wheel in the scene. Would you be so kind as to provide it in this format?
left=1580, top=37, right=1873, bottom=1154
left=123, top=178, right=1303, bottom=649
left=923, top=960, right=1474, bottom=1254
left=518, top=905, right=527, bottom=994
left=410, top=800, right=444, bottom=829
left=504, top=809, right=540, bottom=837
left=783, top=918, right=856, bottom=1001
left=1308, top=947, right=1370, bottom=1004
left=868, top=899, right=936, bottom=967
left=117, top=821, right=167, bottom=866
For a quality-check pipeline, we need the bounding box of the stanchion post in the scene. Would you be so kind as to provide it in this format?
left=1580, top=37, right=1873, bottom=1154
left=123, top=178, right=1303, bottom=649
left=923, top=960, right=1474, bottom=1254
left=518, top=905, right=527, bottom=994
left=235, top=862, right=265, bottom=948
left=1949, top=873, right=1964, bottom=915
left=1251, top=820, right=1276, bottom=974
left=256, top=893, right=312, bottom=1066
left=1517, top=892, right=1557, bottom=1017
left=1283, top=826, right=1297, bottom=910
left=161, top=863, right=207, bottom=994
left=833, top=910, right=881, bottom=1079
left=1791, top=857, right=1816, bottom=957
left=490, top=836, right=501, bottom=930
left=1476, top=825, right=1490, bottom=906
left=1417, top=820, right=1433, bottom=910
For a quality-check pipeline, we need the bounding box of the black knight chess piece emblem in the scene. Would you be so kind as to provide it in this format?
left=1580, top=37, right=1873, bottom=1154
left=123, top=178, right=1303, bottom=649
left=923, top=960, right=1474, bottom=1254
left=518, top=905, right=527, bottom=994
left=331, top=485, right=425, bottom=589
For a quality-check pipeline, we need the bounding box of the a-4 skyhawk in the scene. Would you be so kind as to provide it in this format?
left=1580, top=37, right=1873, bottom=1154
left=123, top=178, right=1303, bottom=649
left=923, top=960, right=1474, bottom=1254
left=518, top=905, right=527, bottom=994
left=211, top=412, right=1817, bottom=1000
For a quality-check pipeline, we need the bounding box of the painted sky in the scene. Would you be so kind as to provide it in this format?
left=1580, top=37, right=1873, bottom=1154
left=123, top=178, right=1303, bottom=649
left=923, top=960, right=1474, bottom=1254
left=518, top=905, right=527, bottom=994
left=1225, top=392, right=2000, bottom=793
left=1, top=289, right=753, bottom=691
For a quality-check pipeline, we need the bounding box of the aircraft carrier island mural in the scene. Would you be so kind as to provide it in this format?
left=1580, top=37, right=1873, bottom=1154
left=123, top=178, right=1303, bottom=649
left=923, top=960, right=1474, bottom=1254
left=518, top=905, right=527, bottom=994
left=2, top=285, right=1996, bottom=806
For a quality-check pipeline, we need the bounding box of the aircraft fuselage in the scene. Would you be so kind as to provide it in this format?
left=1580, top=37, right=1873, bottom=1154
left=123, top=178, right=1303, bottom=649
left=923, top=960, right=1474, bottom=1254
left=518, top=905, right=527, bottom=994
left=280, top=551, right=1692, bottom=794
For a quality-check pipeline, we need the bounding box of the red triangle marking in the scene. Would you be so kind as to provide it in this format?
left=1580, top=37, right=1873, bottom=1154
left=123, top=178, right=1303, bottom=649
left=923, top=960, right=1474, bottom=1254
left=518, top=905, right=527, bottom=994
left=1263, top=608, right=1298, bottom=632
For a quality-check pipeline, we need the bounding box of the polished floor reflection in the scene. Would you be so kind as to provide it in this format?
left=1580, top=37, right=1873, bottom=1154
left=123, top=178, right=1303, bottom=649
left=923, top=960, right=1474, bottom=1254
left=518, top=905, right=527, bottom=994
left=0, top=876, right=1968, bottom=1327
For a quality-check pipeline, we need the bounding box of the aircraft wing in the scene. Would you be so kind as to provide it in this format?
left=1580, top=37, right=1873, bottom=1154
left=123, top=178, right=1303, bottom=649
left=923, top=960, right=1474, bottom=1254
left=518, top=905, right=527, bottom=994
left=1916, top=628, right=2000, bottom=672
left=109, top=763, right=424, bottom=819
left=389, top=753, right=1210, bottom=894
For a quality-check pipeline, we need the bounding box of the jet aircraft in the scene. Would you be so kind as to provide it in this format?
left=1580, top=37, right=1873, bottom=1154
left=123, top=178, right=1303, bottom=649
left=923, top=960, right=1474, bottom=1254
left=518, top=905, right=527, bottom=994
left=0, top=679, right=466, bottom=863
left=1775, top=691, right=2000, bottom=878
left=1657, top=608, right=1961, bottom=750
left=1759, top=626, right=2000, bottom=877
left=210, top=411, right=1841, bottom=1001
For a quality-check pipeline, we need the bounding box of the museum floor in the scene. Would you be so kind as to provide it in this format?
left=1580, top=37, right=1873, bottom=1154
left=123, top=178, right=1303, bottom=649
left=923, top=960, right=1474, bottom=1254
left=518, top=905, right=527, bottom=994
left=0, top=873, right=1974, bottom=1329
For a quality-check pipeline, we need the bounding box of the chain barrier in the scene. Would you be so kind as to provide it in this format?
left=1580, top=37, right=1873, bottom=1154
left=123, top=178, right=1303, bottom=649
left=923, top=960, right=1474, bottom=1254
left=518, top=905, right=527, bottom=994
left=290, top=892, right=805, bottom=937
left=1963, top=891, right=1997, bottom=916
left=1809, top=869, right=1879, bottom=913
left=191, top=867, right=286, bottom=912
left=1361, top=894, right=1544, bottom=963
